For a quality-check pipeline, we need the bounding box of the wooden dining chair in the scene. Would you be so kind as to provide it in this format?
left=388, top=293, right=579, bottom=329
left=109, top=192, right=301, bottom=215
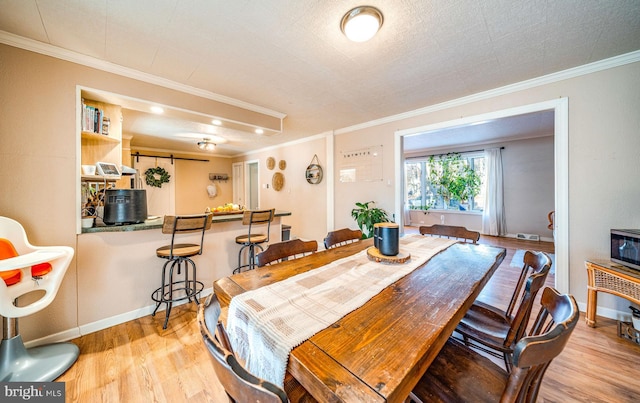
left=418, top=224, right=480, bottom=243
left=455, top=250, right=552, bottom=371
left=198, top=294, right=317, bottom=403
left=255, top=239, right=318, bottom=267
left=409, top=287, right=579, bottom=403
left=323, top=228, right=363, bottom=249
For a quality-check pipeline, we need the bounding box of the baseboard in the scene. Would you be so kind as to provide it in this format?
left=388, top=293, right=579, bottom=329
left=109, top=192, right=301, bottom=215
left=577, top=301, right=635, bottom=323
left=24, top=287, right=213, bottom=347
left=504, top=233, right=554, bottom=243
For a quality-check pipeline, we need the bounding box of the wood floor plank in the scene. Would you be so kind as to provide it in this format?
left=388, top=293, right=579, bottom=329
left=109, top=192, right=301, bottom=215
left=55, top=232, right=640, bottom=402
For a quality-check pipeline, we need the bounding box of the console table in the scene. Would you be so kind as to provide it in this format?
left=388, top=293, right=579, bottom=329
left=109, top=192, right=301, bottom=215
left=585, top=260, right=640, bottom=327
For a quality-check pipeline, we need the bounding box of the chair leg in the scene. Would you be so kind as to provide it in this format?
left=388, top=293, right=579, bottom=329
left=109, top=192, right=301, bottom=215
left=152, top=259, right=172, bottom=317
left=0, top=318, right=79, bottom=382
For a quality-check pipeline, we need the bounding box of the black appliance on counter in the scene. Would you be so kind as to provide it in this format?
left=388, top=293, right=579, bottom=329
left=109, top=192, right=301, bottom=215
left=103, top=189, right=148, bottom=225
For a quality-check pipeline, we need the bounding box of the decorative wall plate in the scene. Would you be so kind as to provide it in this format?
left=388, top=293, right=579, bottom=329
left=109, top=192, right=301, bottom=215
left=272, top=172, right=285, bottom=191
left=266, top=157, right=275, bottom=170
left=279, top=159, right=287, bottom=170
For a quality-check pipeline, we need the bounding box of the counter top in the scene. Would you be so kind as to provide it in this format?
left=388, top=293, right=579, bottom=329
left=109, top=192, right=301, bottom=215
left=81, top=210, right=291, bottom=233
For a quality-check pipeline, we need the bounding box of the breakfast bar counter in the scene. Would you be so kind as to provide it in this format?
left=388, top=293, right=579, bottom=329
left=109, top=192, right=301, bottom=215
left=81, top=210, right=291, bottom=233
left=74, top=210, right=290, bottom=333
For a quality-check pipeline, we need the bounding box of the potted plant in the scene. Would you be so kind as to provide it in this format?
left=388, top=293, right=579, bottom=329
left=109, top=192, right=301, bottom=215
left=427, top=153, right=481, bottom=209
left=351, top=201, right=390, bottom=239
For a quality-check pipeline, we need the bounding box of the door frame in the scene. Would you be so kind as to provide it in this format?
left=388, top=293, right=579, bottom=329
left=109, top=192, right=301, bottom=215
left=394, top=98, right=569, bottom=294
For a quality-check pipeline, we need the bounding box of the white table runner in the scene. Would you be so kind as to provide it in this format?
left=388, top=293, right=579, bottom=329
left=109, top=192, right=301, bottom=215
left=226, top=235, right=457, bottom=387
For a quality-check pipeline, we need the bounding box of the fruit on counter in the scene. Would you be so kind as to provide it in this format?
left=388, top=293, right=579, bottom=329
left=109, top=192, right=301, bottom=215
left=209, top=203, right=242, bottom=213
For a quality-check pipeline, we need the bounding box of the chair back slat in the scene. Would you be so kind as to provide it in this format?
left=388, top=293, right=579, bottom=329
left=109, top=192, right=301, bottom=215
left=419, top=224, right=480, bottom=243
left=502, top=287, right=579, bottom=403
left=160, top=214, right=212, bottom=258
left=505, top=251, right=552, bottom=319
left=256, top=239, right=318, bottom=267
left=323, top=228, right=363, bottom=249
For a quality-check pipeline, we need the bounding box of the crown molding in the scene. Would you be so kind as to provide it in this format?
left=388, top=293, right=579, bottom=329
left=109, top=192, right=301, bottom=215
left=0, top=30, right=286, bottom=120
left=335, top=50, right=640, bottom=135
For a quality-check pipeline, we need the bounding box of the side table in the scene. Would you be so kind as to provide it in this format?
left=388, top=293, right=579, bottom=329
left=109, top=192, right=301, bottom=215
left=585, top=260, right=640, bottom=327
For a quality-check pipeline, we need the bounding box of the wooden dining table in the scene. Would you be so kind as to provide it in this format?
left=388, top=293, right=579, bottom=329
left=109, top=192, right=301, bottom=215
left=214, top=237, right=506, bottom=402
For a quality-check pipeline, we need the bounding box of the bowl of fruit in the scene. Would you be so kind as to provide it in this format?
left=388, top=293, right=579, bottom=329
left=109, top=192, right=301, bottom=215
left=208, top=203, right=243, bottom=215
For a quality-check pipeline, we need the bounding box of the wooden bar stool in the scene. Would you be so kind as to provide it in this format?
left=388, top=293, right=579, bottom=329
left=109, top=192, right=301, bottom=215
left=152, top=214, right=211, bottom=329
left=234, top=209, right=274, bottom=274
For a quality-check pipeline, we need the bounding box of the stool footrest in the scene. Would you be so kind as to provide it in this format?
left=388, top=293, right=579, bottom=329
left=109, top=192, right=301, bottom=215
left=151, top=280, right=204, bottom=303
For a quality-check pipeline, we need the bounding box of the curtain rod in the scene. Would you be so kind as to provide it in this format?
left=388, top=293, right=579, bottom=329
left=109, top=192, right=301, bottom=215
left=132, top=152, right=209, bottom=164
left=407, top=146, right=504, bottom=160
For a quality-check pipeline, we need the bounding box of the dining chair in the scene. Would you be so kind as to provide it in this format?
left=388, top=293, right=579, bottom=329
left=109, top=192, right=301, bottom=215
left=409, top=287, right=579, bottom=403
left=256, top=239, right=318, bottom=267
left=418, top=224, right=480, bottom=243
left=455, top=250, right=552, bottom=371
left=234, top=209, right=275, bottom=273
left=323, top=228, right=363, bottom=249
left=152, top=214, right=212, bottom=329
left=197, top=293, right=317, bottom=403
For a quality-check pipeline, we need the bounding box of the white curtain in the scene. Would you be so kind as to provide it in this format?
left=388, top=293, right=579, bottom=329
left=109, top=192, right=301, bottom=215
left=482, top=148, right=506, bottom=236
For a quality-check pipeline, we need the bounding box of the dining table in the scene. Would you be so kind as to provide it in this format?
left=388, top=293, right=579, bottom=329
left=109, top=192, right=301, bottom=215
left=214, top=236, right=506, bottom=402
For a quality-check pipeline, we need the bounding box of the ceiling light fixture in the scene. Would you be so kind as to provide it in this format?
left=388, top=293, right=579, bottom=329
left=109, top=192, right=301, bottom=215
left=341, top=6, right=383, bottom=42
left=212, top=119, right=222, bottom=126
left=150, top=106, right=164, bottom=114
left=197, top=139, right=216, bottom=151
left=255, top=128, right=264, bottom=135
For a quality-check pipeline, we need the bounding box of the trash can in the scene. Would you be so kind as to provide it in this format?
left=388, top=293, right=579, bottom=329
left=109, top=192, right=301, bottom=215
left=282, top=224, right=291, bottom=241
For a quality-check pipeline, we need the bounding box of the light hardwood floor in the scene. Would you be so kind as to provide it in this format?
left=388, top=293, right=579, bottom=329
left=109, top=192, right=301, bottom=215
left=57, top=234, right=640, bottom=402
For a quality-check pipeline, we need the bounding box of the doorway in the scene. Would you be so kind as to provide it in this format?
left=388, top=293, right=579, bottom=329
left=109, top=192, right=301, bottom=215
left=394, top=98, right=568, bottom=294
left=246, top=161, right=259, bottom=210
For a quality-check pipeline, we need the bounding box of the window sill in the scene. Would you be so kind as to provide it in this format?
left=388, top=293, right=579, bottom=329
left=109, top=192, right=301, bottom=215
left=421, top=209, right=482, bottom=216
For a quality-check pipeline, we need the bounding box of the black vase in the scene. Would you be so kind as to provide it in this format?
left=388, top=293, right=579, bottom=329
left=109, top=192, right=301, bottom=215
left=374, top=223, right=399, bottom=256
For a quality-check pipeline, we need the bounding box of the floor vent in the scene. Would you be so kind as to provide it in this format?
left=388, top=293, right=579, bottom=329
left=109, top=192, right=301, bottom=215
left=516, top=233, right=540, bottom=241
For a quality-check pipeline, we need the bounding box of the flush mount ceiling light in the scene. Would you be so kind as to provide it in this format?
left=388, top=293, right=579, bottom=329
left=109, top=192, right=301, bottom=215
left=197, top=139, right=216, bottom=151
left=341, top=6, right=383, bottom=42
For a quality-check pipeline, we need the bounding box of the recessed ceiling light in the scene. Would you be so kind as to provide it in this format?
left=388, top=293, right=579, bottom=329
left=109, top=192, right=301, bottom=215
left=341, top=6, right=383, bottom=42
left=255, top=128, right=264, bottom=135
left=212, top=119, right=222, bottom=126
left=150, top=106, right=164, bottom=114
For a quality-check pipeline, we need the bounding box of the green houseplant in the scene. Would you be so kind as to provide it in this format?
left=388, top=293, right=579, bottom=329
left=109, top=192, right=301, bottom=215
left=351, top=201, right=390, bottom=239
left=427, top=153, right=481, bottom=208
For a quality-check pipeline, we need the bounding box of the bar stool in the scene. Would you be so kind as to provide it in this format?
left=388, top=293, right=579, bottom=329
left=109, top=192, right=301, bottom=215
left=234, top=209, right=274, bottom=274
left=152, top=213, right=211, bottom=329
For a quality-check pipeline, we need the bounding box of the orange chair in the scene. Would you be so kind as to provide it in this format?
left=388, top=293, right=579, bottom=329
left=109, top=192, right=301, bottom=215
left=0, top=216, right=79, bottom=381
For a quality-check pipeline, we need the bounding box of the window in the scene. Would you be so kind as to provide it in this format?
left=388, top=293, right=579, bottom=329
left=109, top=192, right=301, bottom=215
left=405, top=152, right=486, bottom=212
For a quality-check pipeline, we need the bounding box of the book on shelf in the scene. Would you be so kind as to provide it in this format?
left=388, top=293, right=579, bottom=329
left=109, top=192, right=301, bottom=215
left=81, top=99, right=107, bottom=135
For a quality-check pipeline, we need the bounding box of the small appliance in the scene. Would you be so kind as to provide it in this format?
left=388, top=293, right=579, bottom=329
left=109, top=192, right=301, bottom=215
left=103, top=189, right=147, bottom=225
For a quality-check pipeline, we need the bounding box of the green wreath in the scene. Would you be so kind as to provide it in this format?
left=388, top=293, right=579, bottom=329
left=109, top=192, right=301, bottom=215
left=145, top=167, right=171, bottom=188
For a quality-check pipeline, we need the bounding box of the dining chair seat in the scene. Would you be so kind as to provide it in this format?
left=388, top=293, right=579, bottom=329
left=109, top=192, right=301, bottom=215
left=455, top=250, right=552, bottom=370
left=410, top=287, right=579, bottom=403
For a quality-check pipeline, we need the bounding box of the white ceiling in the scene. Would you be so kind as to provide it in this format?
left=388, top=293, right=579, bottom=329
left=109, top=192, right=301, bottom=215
left=1, top=0, right=639, bottom=155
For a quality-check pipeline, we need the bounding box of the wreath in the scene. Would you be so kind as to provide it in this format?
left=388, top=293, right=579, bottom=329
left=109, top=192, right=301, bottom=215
left=145, top=167, right=171, bottom=188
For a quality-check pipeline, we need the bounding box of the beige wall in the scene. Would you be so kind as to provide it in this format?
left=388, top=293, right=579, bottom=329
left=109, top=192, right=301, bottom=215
left=2, top=42, right=639, bottom=342
left=333, top=61, right=640, bottom=316
left=235, top=136, right=329, bottom=245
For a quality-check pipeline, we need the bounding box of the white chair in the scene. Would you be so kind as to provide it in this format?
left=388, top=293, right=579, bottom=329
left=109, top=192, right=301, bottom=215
left=0, top=216, right=79, bottom=381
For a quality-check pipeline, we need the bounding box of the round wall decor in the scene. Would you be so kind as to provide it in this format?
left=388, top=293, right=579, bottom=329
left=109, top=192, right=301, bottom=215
left=279, top=159, right=287, bottom=170
left=305, top=154, right=323, bottom=184
left=266, top=157, right=275, bottom=170
left=272, top=172, right=285, bottom=191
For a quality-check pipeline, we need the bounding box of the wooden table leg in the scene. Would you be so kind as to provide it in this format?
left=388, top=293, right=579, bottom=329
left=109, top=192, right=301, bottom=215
left=586, top=287, right=597, bottom=327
